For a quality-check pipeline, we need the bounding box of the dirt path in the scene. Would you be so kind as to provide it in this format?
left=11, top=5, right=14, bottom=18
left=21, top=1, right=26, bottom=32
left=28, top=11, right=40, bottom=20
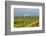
left=26, top=20, right=39, bottom=27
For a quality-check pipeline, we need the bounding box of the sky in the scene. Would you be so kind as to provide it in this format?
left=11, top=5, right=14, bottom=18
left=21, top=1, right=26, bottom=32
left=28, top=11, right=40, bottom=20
left=14, top=8, right=39, bottom=17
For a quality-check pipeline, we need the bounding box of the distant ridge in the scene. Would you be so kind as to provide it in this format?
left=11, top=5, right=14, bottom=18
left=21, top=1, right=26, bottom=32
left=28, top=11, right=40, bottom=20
left=14, top=16, right=39, bottom=18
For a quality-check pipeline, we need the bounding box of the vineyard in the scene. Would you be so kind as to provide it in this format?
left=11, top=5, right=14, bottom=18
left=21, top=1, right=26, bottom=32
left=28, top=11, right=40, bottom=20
left=14, top=16, right=39, bottom=28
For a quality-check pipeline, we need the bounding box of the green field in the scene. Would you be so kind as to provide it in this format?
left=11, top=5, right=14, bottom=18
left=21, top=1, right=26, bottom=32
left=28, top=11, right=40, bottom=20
left=14, top=16, right=39, bottom=28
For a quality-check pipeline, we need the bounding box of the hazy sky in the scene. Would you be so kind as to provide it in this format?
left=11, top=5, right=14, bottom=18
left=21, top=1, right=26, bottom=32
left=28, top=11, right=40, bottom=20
left=14, top=8, right=39, bottom=16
